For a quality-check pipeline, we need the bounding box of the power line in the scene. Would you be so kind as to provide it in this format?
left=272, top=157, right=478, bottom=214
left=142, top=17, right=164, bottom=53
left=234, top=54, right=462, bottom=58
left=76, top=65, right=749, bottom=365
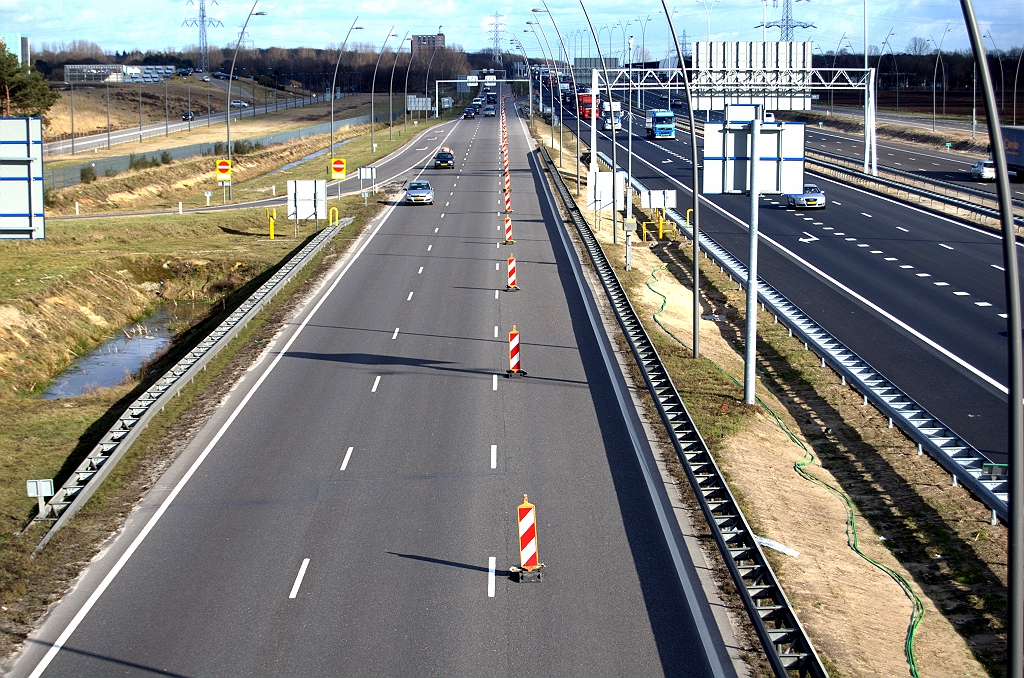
left=758, top=0, right=815, bottom=42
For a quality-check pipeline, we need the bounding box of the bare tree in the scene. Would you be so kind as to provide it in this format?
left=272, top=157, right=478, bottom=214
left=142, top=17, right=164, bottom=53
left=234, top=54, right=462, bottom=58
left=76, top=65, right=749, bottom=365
left=906, top=37, right=931, bottom=56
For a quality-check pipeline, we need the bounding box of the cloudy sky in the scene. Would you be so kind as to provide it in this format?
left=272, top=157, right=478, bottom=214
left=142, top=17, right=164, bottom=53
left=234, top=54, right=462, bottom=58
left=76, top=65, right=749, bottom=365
left=4, top=0, right=1022, bottom=60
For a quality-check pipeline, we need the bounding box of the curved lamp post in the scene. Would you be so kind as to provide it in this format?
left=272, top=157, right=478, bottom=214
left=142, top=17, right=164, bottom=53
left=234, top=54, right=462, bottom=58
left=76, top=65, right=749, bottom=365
left=876, top=29, right=898, bottom=112
left=389, top=31, right=410, bottom=140
left=226, top=1, right=265, bottom=199
left=536, top=2, right=582, bottom=193
left=529, top=15, right=561, bottom=164
left=403, top=36, right=416, bottom=132
left=930, top=24, right=953, bottom=131
left=330, top=18, right=364, bottom=154
left=424, top=26, right=443, bottom=118
left=371, top=27, right=398, bottom=156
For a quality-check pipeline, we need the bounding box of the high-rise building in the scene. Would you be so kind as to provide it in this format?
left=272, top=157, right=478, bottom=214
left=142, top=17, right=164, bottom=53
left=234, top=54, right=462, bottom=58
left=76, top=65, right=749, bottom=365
left=411, top=34, right=445, bottom=58
left=0, top=34, right=30, bottom=66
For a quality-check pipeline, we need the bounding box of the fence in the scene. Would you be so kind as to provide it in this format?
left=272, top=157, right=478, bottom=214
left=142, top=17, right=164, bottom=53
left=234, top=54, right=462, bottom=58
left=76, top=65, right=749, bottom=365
left=44, top=110, right=400, bottom=190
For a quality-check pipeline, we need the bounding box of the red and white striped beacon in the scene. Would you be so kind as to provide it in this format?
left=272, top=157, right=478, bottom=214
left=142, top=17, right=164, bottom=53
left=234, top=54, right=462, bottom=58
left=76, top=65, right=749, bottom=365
left=513, top=494, right=543, bottom=582
left=507, top=324, right=526, bottom=377
left=503, top=215, right=514, bottom=244
left=503, top=190, right=512, bottom=213
left=506, top=255, right=519, bottom=290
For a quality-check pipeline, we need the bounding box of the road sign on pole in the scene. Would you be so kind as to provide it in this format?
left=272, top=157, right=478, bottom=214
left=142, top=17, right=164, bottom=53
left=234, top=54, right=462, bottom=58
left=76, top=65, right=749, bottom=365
left=215, top=158, right=232, bottom=183
left=331, top=157, right=347, bottom=180
left=27, top=478, right=54, bottom=517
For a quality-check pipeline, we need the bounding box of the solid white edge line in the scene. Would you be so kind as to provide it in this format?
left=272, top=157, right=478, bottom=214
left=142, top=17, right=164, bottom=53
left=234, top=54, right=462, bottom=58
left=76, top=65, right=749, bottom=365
left=487, top=556, right=496, bottom=597
left=490, top=444, right=497, bottom=469
left=25, top=192, right=407, bottom=678
left=492, top=374, right=498, bottom=390
left=527, top=117, right=729, bottom=678
left=341, top=446, right=354, bottom=471
left=592, top=126, right=1010, bottom=395
left=371, top=375, right=381, bottom=392
left=289, top=558, right=310, bottom=598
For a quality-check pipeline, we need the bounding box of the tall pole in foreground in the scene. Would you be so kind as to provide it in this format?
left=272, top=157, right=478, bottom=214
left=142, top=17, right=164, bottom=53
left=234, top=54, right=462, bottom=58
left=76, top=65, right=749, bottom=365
left=743, top=111, right=761, bottom=405
left=578, top=0, right=619, bottom=245
left=953, top=5, right=1023, bottom=676
left=371, top=27, right=397, bottom=158
left=226, top=0, right=266, bottom=199
left=662, top=0, right=702, bottom=358
left=538, top=1, right=581, bottom=195
left=331, top=18, right=363, bottom=154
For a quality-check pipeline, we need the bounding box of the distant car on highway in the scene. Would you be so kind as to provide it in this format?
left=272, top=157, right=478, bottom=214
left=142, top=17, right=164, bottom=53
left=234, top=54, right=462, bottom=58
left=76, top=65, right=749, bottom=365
left=971, top=160, right=996, bottom=181
left=229, top=100, right=249, bottom=108
left=201, top=75, right=211, bottom=82
left=433, top=149, right=455, bottom=169
left=182, top=110, right=195, bottom=121
left=786, top=183, right=826, bottom=209
left=482, top=104, right=496, bottom=117
left=463, top=108, right=475, bottom=119
left=405, top=180, right=435, bottom=205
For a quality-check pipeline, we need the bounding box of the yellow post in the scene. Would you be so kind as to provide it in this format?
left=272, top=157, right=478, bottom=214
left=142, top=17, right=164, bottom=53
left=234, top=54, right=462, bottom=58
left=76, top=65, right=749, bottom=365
left=329, top=206, right=339, bottom=227
left=267, top=208, right=276, bottom=240
left=686, top=208, right=693, bottom=230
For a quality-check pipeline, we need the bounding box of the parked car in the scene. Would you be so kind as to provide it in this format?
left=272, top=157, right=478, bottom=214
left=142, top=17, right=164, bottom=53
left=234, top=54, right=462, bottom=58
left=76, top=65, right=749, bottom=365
left=229, top=100, right=250, bottom=108
left=405, top=180, right=435, bottom=205
left=182, top=110, right=195, bottom=121
left=971, top=159, right=996, bottom=181
left=786, top=183, right=827, bottom=209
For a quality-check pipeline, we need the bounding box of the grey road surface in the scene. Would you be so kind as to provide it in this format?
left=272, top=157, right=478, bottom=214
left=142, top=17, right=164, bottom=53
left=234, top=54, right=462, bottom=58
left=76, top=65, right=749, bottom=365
left=8, top=91, right=735, bottom=677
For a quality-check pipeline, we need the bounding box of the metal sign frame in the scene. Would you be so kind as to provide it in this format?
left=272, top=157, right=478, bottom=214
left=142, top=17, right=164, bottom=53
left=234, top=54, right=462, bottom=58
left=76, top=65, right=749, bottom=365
left=0, top=117, right=44, bottom=240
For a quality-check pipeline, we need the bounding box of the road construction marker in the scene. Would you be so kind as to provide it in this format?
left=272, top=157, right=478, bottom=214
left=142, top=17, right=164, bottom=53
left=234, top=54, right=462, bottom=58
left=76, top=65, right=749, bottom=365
left=507, top=325, right=526, bottom=377
left=341, top=446, right=354, bottom=470
left=507, top=255, right=519, bottom=290
left=503, top=191, right=512, bottom=214
left=289, top=558, right=310, bottom=598
left=511, top=495, right=544, bottom=582
left=503, top=216, right=514, bottom=244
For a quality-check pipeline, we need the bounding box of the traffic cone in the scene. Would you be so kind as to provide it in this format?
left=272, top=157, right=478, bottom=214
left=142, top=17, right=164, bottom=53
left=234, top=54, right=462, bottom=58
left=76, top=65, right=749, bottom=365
left=507, top=255, right=519, bottom=291
left=511, top=494, right=543, bottom=582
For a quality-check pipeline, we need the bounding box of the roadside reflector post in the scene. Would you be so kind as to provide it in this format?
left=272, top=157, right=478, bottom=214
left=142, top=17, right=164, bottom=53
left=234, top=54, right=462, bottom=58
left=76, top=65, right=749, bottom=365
left=267, top=207, right=275, bottom=240
left=507, top=325, right=527, bottom=377
left=510, top=494, right=544, bottom=582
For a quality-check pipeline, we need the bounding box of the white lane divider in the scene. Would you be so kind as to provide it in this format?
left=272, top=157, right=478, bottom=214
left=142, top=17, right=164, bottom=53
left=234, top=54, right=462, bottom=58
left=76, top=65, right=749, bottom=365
left=434, top=227, right=439, bottom=233
left=289, top=558, right=310, bottom=598
left=441, top=213, right=445, bottom=218
left=493, top=374, right=498, bottom=391
left=372, top=376, right=381, bottom=392
left=976, top=301, right=992, bottom=307
left=407, top=292, right=414, bottom=301
left=861, top=212, right=873, bottom=218
left=490, top=445, right=497, bottom=469
left=954, top=291, right=970, bottom=296
left=896, top=226, right=909, bottom=232
left=488, top=556, right=496, bottom=597
left=494, top=290, right=500, bottom=299
left=939, top=243, right=954, bottom=250
left=934, top=282, right=950, bottom=286
left=418, top=267, right=423, bottom=274
left=496, top=262, right=500, bottom=270
left=446, top=201, right=450, bottom=206
left=341, top=447, right=354, bottom=471
left=392, top=328, right=400, bottom=339
left=993, top=264, right=1006, bottom=271
left=427, top=245, right=433, bottom=251
left=494, top=325, right=499, bottom=337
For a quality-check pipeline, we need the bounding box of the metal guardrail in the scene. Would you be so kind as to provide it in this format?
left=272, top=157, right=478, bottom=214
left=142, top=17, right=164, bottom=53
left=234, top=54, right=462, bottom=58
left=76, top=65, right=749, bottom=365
left=542, top=145, right=827, bottom=677
left=806, top=146, right=1024, bottom=210
left=595, top=147, right=1008, bottom=522
left=33, top=221, right=351, bottom=550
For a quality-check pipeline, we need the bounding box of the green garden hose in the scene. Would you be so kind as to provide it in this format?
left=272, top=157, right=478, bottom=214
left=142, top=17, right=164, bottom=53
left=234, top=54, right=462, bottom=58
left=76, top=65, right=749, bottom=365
left=645, top=265, right=924, bottom=677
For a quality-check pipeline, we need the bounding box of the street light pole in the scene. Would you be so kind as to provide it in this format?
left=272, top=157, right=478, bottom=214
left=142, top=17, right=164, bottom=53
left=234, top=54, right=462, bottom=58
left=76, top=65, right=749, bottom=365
left=578, top=0, right=620, bottom=245
left=662, top=0, right=703, bottom=358
left=226, top=0, right=266, bottom=199
left=537, top=2, right=581, bottom=189
left=390, top=31, right=410, bottom=140
left=424, top=26, right=443, bottom=118
left=930, top=24, right=953, bottom=132
left=985, top=33, right=1005, bottom=115
left=403, top=37, right=415, bottom=133
left=530, top=15, right=561, bottom=164
left=699, top=0, right=720, bottom=43
left=331, top=18, right=363, bottom=154
left=371, top=27, right=398, bottom=157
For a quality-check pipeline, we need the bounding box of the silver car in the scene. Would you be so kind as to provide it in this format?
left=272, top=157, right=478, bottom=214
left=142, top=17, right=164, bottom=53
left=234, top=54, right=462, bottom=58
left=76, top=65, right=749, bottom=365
left=405, top=180, right=434, bottom=205
left=787, top=183, right=826, bottom=209
left=971, top=160, right=995, bottom=181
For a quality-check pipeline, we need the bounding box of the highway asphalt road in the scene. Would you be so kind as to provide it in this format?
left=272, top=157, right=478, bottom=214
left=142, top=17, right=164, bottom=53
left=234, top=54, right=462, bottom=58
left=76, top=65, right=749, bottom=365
left=8, top=90, right=735, bottom=677
left=550, top=82, right=1021, bottom=463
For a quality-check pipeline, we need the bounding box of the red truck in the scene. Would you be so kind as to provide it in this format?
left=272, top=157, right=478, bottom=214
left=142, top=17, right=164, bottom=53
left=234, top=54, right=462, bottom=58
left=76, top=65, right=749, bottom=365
left=577, top=92, right=596, bottom=119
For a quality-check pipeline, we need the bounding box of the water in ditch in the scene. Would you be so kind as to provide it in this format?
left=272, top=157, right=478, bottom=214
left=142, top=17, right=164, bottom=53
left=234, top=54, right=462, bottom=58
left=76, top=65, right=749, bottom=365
left=43, top=301, right=207, bottom=400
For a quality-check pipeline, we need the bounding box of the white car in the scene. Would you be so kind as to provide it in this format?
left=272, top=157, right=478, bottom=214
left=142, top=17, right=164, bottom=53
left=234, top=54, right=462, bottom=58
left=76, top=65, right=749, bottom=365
left=786, top=183, right=826, bottom=209
left=971, top=160, right=995, bottom=181
left=230, top=100, right=250, bottom=108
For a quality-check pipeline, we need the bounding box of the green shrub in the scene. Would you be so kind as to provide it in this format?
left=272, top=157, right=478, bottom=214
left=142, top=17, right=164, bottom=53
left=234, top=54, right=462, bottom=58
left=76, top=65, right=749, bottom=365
left=79, top=166, right=97, bottom=184
left=160, top=151, right=173, bottom=165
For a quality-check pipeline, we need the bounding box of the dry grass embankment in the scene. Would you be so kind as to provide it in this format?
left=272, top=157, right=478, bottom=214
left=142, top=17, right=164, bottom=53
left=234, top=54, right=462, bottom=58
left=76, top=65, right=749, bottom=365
left=532, top=115, right=1005, bottom=676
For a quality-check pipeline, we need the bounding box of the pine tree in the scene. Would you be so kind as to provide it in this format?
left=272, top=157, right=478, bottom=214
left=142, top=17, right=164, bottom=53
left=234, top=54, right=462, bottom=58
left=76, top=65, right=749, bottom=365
left=0, top=42, right=60, bottom=121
